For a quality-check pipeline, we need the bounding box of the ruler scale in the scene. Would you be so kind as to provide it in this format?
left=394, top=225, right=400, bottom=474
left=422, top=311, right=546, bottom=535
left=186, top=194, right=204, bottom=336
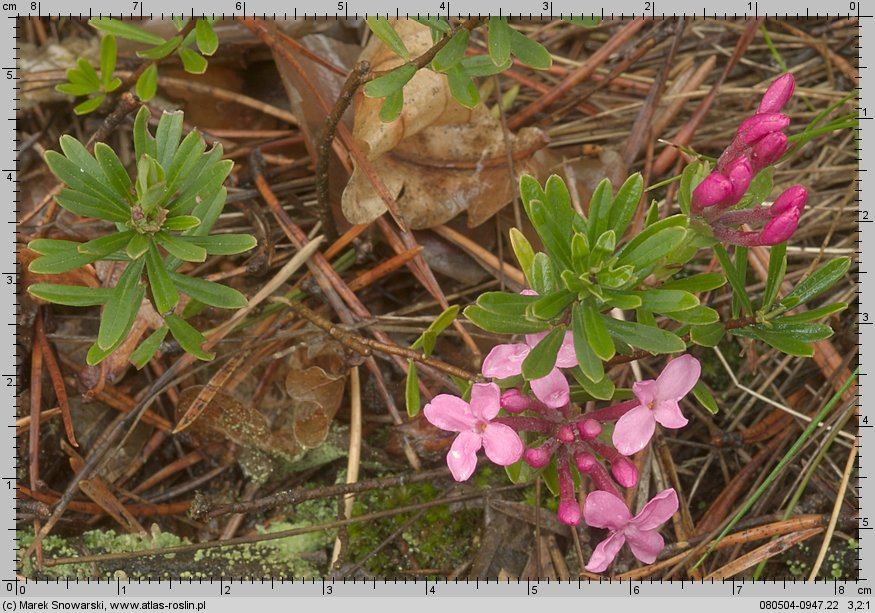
left=5, top=2, right=867, bottom=606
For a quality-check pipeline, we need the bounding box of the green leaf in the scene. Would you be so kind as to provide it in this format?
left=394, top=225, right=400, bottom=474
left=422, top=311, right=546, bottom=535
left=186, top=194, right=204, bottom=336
left=154, top=232, right=207, bottom=262
left=571, top=232, right=589, bottom=272
left=365, top=17, right=410, bottom=60
left=94, top=143, right=133, bottom=202
left=379, top=90, right=404, bottom=122
left=89, top=17, right=166, bottom=45
left=406, top=360, right=421, bottom=417
left=608, top=173, right=643, bottom=239
left=165, top=130, right=207, bottom=193
left=28, top=247, right=101, bottom=275
left=572, top=302, right=604, bottom=382
left=528, top=201, right=573, bottom=270
left=778, top=302, right=847, bottom=323
left=616, top=226, right=686, bottom=273
left=432, top=29, right=469, bottom=72
left=155, top=110, right=185, bottom=170
left=476, top=291, right=539, bottom=315
left=133, top=106, right=156, bottom=161
left=446, top=65, right=479, bottom=108
left=165, top=313, right=214, bottom=360
left=463, top=305, right=550, bottom=334
left=99, top=34, right=117, bottom=86
left=28, top=283, right=114, bottom=306
left=73, top=95, right=103, bottom=115
left=572, top=369, right=615, bottom=400
left=587, top=178, right=613, bottom=243
left=735, top=327, right=814, bottom=357
left=713, top=244, right=754, bottom=316
left=146, top=240, right=179, bottom=314
left=459, top=54, right=512, bottom=76
left=664, top=305, right=720, bottom=325
left=691, top=381, right=719, bottom=414
left=528, top=290, right=575, bottom=321
left=757, top=321, right=834, bottom=342
left=55, top=189, right=129, bottom=223
left=508, top=27, right=551, bottom=69
left=130, top=326, right=169, bottom=369
left=30, top=237, right=93, bottom=255
left=677, top=161, right=707, bottom=217
left=363, top=64, right=416, bottom=98
left=411, top=16, right=451, bottom=34
left=738, top=167, right=775, bottom=210
left=45, top=149, right=117, bottom=205
left=602, top=317, right=686, bottom=354
left=778, top=257, right=850, bottom=311
left=487, top=17, right=511, bottom=66
left=732, top=245, right=749, bottom=319
left=531, top=252, right=557, bottom=295
left=690, top=322, right=724, bottom=347
left=600, top=289, right=643, bottom=310
left=136, top=64, right=158, bottom=101
left=166, top=159, right=233, bottom=215
left=56, top=82, right=98, bottom=96
left=427, top=304, right=459, bottom=337
left=136, top=35, right=182, bottom=60
left=178, top=47, right=208, bottom=74
left=661, top=272, right=727, bottom=293
left=521, top=327, right=565, bottom=380
left=126, top=233, right=150, bottom=260
left=762, top=241, right=787, bottom=312
left=195, top=19, right=219, bottom=56
left=581, top=301, right=614, bottom=361
left=635, top=289, right=699, bottom=313
left=104, top=77, right=122, bottom=93
left=77, top=230, right=134, bottom=258
left=180, top=234, right=256, bottom=256
left=169, top=272, right=247, bottom=309
left=75, top=58, right=101, bottom=87
left=97, top=258, right=145, bottom=350
left=508, top=228, right=535, bottom=287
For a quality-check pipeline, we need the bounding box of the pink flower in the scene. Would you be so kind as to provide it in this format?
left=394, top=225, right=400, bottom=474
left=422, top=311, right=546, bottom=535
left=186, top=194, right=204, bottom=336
left=482, top=330, right=577, bottom=408
left=757, top=73, right=795, bottom=113
left=612, top=354, right=700, bottom=456
left=584, top=489, right=679, bottom=573
left=423, top=382, right=524, bottom=481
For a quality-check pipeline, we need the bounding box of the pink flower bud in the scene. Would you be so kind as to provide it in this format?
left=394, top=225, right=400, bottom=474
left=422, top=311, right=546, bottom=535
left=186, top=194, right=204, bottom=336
left=751, top=132, right=788, bottom=172
left=736, top=113, right=790, bottom=146
left=558, top=499, right=582, bottom=526
left=725, top=156, right=753, bottom=203
left=692, top=172, right=733, bottom=212
left=524, top=445, right=554, bottom=468
left=757, top=206, right=802, bottom=245
left=577, top=419, right=602, bottom=440
left=610, top=456, right=639, bottom=488
left=769, top=185, right=807, bottom=217
left=500, top=389, right=531, bottom=413
left=557, top=424, right=576, bottom=443
left=574, top=451, right=597, bottom=473
left=757, top=74, right=795, bottom=114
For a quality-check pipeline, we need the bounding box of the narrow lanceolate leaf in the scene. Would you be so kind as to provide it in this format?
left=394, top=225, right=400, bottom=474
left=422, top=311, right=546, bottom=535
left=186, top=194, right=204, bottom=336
left=77, top=230, right=134, bottom=258
left=130, top=326, right=169, bottom=369
left=426, top=305, right=460, bottom=337
left=521, top=327, right=565, bottom=380
left=446, top=65, right=479, bottom=108
left=713, top=244, right=754, bottom=316
left=178, top=47, right=208, bottom=74
left=100, top=34, right=117, bottom=86
left=587, top=178, right=613, bottom=243
left=690, top=322, right=725, bottom=347
left=28, top=283, right=114, bottom=306
left=89, top=17, right=167, bottom=45
left=432, top=29, right=469, bottom=72
left=94, top=143, right=133, bottom=202
left=363, top=64, right=416, bottom=98
left=133, top=106, right=157, bottom=161
left=616, top=226, right=686, bottom=273
left=608, top=173, right=644, bottom=239
left=487, top=17, right=511, bottom=66
left=733, top=327, right=814, bottom=358
left=581, top=300, right=614, bottom=361
left=663, top=305, right=720, bottom=325
left=463, top=305, right=550, bottom=334
left=56, top=82, right=98, bottom=96
left=528, top=290, right=575, bottom=321
left=165, top=314, right=214, bottom=360
left=778, top=302, right=848, bottom=323
left=179, top=234, right=256, bottom=256
left=97, top=258, right=145, bottom=351
left=195, top=19, right=219, bottom=56
left=165, top=131, right=207, bottom=192
left=137, top=35, right=183, bottom=60
left=136, top=64, right=158, bottom=101
left=572, top=368, right=615, bottom=401
left=73, top=92, right=104, bottom=114
left=660, top=272, right=727, bottom=293
left=365, top=17, right=410, bottom=60
left=602, top=317, right=686, bottom=354
left=126, top=233, right=150, bottom=260
left=45, top=148, right=117, bottom=205
left=155, top=232, right=207, bottom=262
left=156, top=110, right=185, bottom=170
left=379, top=90, right=404, bottom=123
left=406, top=360, right=421, bottom=417
left=162, top=215, right=200, bottom=231
left=572, top=303, right=604, bottom=383
left=635, top=289, right=699, bottom=313
left=55, top=189, right=128, bottom=223
left=779, top=257, right=851, bottom=310
left=146, top=240, right=179, bottom=314
left=508, top=27, right=551, bottom=69
left=28, top=248, right=101, bottom=275
left=692, top=381, right=719, bottom=414
left=509, top=228, right=535, bottom=286
left=169, top=271, right=247, bottom=308
left=476, top=291, right=539, bottom=315
left=530, top=252, right=557, bottom=295
left=460, top=54, right=512, bottom=77
left=166, top=159, right=233, bottom=215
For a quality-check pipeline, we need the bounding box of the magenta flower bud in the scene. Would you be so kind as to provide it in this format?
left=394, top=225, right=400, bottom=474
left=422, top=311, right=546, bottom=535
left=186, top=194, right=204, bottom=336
left=751, top=132, right=788, bottom=172
left=557, top=424, right=576, bottom=443
left=757, top=74, right=795, bottom=114
left=577, top=419, right=602, bottom=440
left=725, top=156, right=753, bottom=203
left=736, top=113, right=790, bottom=146
left=758, top=206, right=802, bottom=245
left=769, top=185, right=808, bottom=217
left=574, top=451, right=597, bottom=473
left=610, top=456, right=639, bottom=488
left=500, top=388, right=531, bottom=413
left=558, top=499, right=582, bottom=526
left=524, top=440, right=558, bottom=468
left=692, top=172, right=733, bottom=212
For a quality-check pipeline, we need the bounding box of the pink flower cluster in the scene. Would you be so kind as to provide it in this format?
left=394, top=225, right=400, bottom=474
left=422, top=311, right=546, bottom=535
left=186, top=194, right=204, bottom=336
left=422, top=332, right=700, bottom=572
left=691, top=74, right=808, bottom=247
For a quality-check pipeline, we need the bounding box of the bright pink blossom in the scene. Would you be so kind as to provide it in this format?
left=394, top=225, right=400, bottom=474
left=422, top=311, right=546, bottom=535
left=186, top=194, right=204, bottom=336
left=757, top=73, right=795, bottom=113
left=612, top=354, right=700, bottom=456
left=584, top=489, right=679, bottom=572
left=423, top=382, right=523, bottom=481
left=482, top=330, right=577, bottom=408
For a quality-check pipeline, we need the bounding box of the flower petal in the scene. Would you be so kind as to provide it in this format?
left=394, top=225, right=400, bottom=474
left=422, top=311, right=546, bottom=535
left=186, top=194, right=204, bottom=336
left=654, top=355, right=701, bottom=402
left=612, top=404, right=656, bottom=456
left=423, top=394, right=475, bottom=433
left=525, top=331, right=547, bottom=348
left=631, top=488, right=679, bottom=531
left=469, top=382, right=502, bottom=421
left=481, top=422, right=524, bottom=466
left=583, top=490, right=632, bottom=531
left=554, top=331, right=578, bottom=368
left=530, top=368, right=570, bottom=408
left=446, top=431, right=482, bottom=481
left=481, top=343, right=529, bottom=379
left=652, top=399, right=688, bottom=429
left=626, top=527, right=665, bottom=564
left=632, top=379, right=657, bottom=407
left=584, top=531, right=626, bottom=573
